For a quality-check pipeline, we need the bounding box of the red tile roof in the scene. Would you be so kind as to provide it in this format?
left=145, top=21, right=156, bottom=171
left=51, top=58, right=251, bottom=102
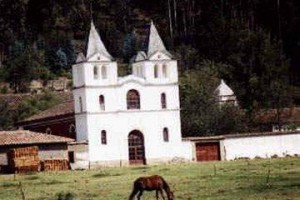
left=0, top=130, right=74, bottom=146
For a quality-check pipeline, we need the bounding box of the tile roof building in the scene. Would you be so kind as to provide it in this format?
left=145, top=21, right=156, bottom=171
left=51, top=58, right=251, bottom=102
left=0, top=130, right=74, bottom=171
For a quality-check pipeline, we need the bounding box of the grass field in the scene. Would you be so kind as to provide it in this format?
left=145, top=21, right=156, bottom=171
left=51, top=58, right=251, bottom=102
left=0, top=157, right=300, bottom=200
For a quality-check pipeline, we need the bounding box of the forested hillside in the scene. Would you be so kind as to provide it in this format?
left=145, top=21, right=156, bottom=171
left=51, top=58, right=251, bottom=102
left=0, top=0, right=299, bottom=135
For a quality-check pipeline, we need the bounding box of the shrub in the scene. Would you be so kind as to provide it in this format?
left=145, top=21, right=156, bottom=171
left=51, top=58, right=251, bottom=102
left=271, top=154, right=278, bottom=158
left=56, top=192, right=75, bottom=200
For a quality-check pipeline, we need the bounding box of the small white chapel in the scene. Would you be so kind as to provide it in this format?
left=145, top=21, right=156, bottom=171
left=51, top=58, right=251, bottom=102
left=72, top=21, right=192, bottom=167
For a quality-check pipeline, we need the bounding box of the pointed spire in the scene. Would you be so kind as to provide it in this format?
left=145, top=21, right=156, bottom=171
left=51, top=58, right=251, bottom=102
left=76, top=52, right=86, bottom=63
left=147, top=21, right=171, bottom=57
left=86, top=21, right=112, bottom=60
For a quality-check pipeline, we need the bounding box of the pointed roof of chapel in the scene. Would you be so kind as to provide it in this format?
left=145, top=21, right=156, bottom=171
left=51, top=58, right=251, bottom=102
left=86, top=21, right=112, bottom=60
left=215, top=79, right=235, bottom=96
left=147, top=21, right=172, bottom=58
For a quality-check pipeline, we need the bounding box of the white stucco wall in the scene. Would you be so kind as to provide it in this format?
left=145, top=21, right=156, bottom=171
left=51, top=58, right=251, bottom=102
left=132, top=56, right=178, bottom=83
left=76, top=80, right=189, bottom=164
left=73, top=81, right=180, bottom=113
left=72, top=61, right=118, bottom=88
left=86, top=110, right=186, bottom=163
left=223, top=133, right=300, bottom=160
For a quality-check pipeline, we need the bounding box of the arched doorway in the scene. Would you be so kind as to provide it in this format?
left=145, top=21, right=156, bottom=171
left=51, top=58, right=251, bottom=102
left=128, top=130, right=146, bottom=165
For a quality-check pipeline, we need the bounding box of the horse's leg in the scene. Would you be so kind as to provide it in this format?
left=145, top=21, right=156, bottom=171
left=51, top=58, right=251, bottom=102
left=129, top=188, right=139, bottom=200
left=156, top=190, right=159, bottom=200
left=137, top=190, right=143, bottom=200
left=159, top=189, right=165, bottom=200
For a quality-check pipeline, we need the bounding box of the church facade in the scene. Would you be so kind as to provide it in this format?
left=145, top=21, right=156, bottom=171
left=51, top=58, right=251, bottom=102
left=72, top=21, right=192, bottom=167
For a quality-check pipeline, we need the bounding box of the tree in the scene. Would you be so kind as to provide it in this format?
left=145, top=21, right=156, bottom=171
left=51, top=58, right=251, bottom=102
left=221, top=30, right=291, bottom=124
left=179, top=61, right=247, bottom=136
left=0, top=100, right=13, bottom=130
left=16, top=91, right=59, bottom=122
left=4, top=46, right=49, bottom=93
left=122, top=33, right=136, bottom=62
left=56, top=48, right=68, bottom=70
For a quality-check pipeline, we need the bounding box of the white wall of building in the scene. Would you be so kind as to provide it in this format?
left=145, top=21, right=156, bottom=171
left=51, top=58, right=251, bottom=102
left=73, top=77, right=189, bottom=165
left=86, top=110, right=186, bottom=163
left=223, top=133, right=300, bottom=160
left=132, top=56, right=178, bottom=83
left=72, top=55, right=192, bottom=166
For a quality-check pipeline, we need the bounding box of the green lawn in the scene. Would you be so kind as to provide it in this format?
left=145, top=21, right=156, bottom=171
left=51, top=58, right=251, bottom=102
left=0, top=157, right=300, bottom=200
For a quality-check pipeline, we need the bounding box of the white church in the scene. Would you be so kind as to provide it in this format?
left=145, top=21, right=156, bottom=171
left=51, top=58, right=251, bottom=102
left=72, top=21, right=192, bottom=167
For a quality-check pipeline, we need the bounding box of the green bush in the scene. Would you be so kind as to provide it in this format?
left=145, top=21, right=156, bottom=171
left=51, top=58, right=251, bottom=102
left=56, top=192, right=75, bottom=200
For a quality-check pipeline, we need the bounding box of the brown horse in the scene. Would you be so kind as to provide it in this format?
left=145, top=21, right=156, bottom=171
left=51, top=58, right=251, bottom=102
left=129, top=175, right=174, bottom=200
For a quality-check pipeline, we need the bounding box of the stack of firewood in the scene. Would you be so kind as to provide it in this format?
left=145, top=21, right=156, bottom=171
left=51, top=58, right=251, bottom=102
left=41, top=159, right=70, bottom=171
left=8, top=146, right=40, bottom=173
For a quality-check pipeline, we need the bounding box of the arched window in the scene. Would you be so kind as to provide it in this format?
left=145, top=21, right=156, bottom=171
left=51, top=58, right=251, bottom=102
left=161, top=93, right=167, bottom=109
left=46, top=127, right=52, bottom=135
left=99, top=95, right=105, bottom=111
left=93, top=66, right=98, bottom=79
left=127, top=90, right=140, bottom=109
left=79, top=97, right=83, bottom=112
left=154, top=64, right=159, bottom=78
left=101, top=65, right=107, bottom=79
left=162, top=64, right=167, bottom=78
left=69, top=124, right=76, bottom=138
left=101, top=130, right=107, bottom=144
left=163, top=128, right=169, bottom=142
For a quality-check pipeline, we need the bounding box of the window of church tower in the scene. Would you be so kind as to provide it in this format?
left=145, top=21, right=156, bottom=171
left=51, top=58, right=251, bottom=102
left=46, top=127, right=52, bottom=135
left=163, top=128, right=169, bottom=142
left=99, top=95, right=105, bottom=111
left=127, top=89, right=140, bottom=109
left=69, top=124, right=76, bottom=138
left=101, top=130, right=107, bottom=144
left=162, top=64, right=167, bottom=78
left=154, top=64, right=159, bottom=78
left=93, top=66, right=98, bottom=79
left=101, top=65, right=107, bottom=79
left=161, top=93, right=167, bottom=109
left=79, top=97, right=83, bottom=112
